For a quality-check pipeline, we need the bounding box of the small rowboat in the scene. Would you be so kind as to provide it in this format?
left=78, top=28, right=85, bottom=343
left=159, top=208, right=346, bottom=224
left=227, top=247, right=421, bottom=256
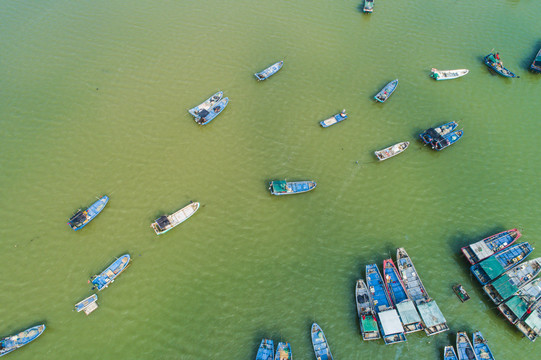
left=91, top=254, right=131, bottom=291
left=456, top=332, right=476, bottom=360
left=472, top=332, right=495, bottom=360
left=0, top=325, right=45, bottom=357
left=452, top=284, right=470, bottom=303
left=188, top=91, right=223, bottom=117
left=444, top=345, right=459, bottom=360
left=320, top=110, right=347, bottom=128
left=151, top=202, right=200, bottom=235
left=375, top=141, right=409, bottom=161
left=68, top=195, right=109, bottom=231
left=74, top=294, right=98, bottom=315
left=255, top=339, right=274, bottom=360
left=374, top=79, right=398, bottom=103
left=255, top=60, right=284, bottom=81
left=195, top=98, right=228, bottom=125
left=484, top=52, right=518, bottom=78
left=430, top=68, right=469, bottom=80
left=274, top=342, right=291, bottom=360
left=432, top=130, right=463, bottom=151
left=269, top=180, right=316, bottom=195
left=363, top=0, right=374, bottom=13
left=531, top=48, right=541, bottom=73
left=311, top=323, right=333, bottom=360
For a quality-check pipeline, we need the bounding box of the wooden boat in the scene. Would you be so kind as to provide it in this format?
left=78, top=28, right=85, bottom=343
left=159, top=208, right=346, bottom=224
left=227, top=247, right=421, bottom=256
left=531, top=48, right=541, bottom=73
left=269, top=180, right=316, bottom=195
left=274, top=342, right=291, bottom=360
left=461, top=228, right=521, bottom=265
left=456, top=332, right=478, bottom=360
left=484, top=52, right=518, bottom=78
left=483, top=257, right=541, bottom=305
left=430, top=68, right=469, bottom=80
left=188, top=91, right=223, bottom=117
left=91, top=254, right=131, bottom=291
left=67, top=195, right=109, bottom=231
left=256, top=339, right=274, bottom=360
left=516, top=300, right=541, bottom=341
left=375, top=141, right=409, bottom=161
left=363, top=0, right=374, bottom=13
left=0, top=324, right=45, bottom=357
left=311, top=323, right=333, bottom=360
left=452, top=284, right=470, bottom=303
left=374, top=79, right=398, bottom=103
left=355, top=279, right=381, bottom=340
left=498, top=278, right=541, bottom=324
left=151, top=202, right=200, bottom=235
left=195, top=97, right=228, bottom=125
left=319, top=110, right=347, bottom=128
left=420, top=121, right=458, bottom=146
left=471, top=242, right=533, bottom=285
left=255, top=61, right=284, bottom=81
left=74, top=294, right=98, bottom=315
left=444, top=345, right=459, bottom=360
left=472, top=332, right=495, bottom=360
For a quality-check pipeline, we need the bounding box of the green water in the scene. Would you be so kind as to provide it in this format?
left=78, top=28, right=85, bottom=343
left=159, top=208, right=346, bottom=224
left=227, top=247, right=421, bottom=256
left=0, top=1, right=540, bottom=359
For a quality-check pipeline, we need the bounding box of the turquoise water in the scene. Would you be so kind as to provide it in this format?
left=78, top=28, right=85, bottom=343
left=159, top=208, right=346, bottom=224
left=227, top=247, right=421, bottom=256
left=0, top=1, right=540, bottom=359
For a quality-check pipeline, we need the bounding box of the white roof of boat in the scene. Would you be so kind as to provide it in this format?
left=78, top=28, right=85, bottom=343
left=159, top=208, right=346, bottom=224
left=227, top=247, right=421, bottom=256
left=471, top=241, right=494, bottom=259
left=417, top=300, right=447, bottom=327
left=378, top=309, right=404, bottom=335
left=396, top=300, right=422, bottom=324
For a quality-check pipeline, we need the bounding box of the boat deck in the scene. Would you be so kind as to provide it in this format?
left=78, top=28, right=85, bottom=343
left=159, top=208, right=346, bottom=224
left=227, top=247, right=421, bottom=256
left=417, top=300, right=448, bottom=335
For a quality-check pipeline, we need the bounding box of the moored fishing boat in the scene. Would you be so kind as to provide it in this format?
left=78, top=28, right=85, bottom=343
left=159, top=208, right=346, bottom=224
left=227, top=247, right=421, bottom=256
left=456, top=332, right=477, bottom=360
left=319, top=110, right=347, bottom=128
left=375, top=141, right=409, bottom=161
left=516, top=300, right=541, bottom=341
left=67, top=195, right=109, bottom=231
left=151, top=202, right=200, bottom=235
left=531, top=48, right=541, bottom=72
left=430, top=68, right=469, bottom=80
left=274, top=342, right=291, bottom=360
left=256, top=339, right=274, bottom=360
left=374, top=79, right=398, bottom=103
left=194, top=97, right=228, bottom=125
left=188, top=91, right=223, bottom=117
left=484, top=52, right=518, bottom=78
left=483, top=257, right=541, bottom=305
left=444, top=345, right=459, bottom=360
left=471, top=242, right=533, bottom=285
left=91, top=254, right=131, bottom=291
left=355, top=279, right=381, bottom=340
left=311, top=323, right=333, bottom=360
left=269, top=180, right=316, bottom=195
left=74, top=294, right=99, bottom=315
left=363, top=0, right=374, bottom=13
left=472, top=331, right=495, bottom=360
left=420, top=121, right=458, bottom=146
left=255, top=60, right=284, bottom=81
left=498, top=278, right=541, bottom=324
left=461, top=228, right=521, bottom=265
left=0, top=324, right=45, bottom=357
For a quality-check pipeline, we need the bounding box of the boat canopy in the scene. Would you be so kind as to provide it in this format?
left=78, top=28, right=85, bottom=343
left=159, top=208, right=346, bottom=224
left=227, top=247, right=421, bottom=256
left=491, top=274, right=519, bottom=300
left=378, top=309, right=404, bottom=335
left=505, top=296, right=530, bottom=320
left=69, top=211, right=87, bottom=225
left=524, top=308, right=541, bottom=334
left=479, top=256, right=506, bottom=280
left=156, top=216, right=170, bottom=230
left=471, top=242, right=493, bottom=260
left=272, top=181, right=288, bottom=193
left=396, top=300, right=422, bottom=325
left=198, top=109, right=209, bottom=118
left=361, top=315, right=378, bottom=332
left=417, top=300, right=447, bottom=328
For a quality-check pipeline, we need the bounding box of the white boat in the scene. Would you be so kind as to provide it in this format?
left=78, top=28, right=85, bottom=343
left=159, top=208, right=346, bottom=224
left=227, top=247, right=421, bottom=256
left=151, top=202, right=200, bottom=235
left=75, top=294, right=99, bottom=315
left=430, top=68, right=469, bottom=80
left=375, top=141, right=409, bottom=161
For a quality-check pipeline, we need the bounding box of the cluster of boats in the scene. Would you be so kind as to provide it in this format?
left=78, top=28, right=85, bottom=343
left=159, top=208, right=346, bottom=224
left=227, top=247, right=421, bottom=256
left=443, top=331, right=495, bottom=360
left=188, top=91, right=229, bottom=125
left=462, top=229, right=541, bottom=341
left=420, top=121, right=463, bottom=151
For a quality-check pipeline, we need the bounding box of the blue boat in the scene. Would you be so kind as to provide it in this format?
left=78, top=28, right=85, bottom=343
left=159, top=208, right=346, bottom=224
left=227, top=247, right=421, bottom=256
left=461, top=228, right=521, bottom=265
left=0, top=324, right=45, bottom=357
left=195, top=97, right=228, bottom=125
left=444, top=345, right=459, bottom=360
left=363, top=0, right=374, bottom=13
left=484, top=52, right=517, bottom=78
left=255, top=61, right=283, bottom=81
left=188, top=91, right=223, bottom=118
left=74, top=294, right=98, bottom=315
left=269, top=180, right=316, bottom=195
left=471, top=242, right=533, bottom=285
left=67, top=195, right=109, bottom=231
left=420, top=121, right=458, bottom=145
left=311, top=323, right=333, bottom=360
left=274, top=342, right=291, bottom=360
left=456, top=332, right=477, bottom=360
left=320, top=110, right=348, bottom=128
left=472, top=332, right=495, bottom=360
left=431, top=129, right=463, bottom=151
left=256, top=339, right=274, bottom=360
left=374, top=79, right=398, bottom=103
left=91, top=254, right=131, bottom=291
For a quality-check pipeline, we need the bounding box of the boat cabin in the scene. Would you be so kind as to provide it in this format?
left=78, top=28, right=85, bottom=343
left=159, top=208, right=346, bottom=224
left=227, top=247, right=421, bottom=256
left=378, top=309, right=406, bottom=344
left=69, top=211, right=87, bottom=227
left=155, top=216, right=171, bottom=231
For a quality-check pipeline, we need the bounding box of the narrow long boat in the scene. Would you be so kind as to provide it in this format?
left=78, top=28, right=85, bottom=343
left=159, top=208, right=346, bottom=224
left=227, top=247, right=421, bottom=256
left=484, top=52, right=518, bottom=78
left=430, top=130, right=463, bottom=151
left=320, top=110, right=347, bottom=128
left=355, top=279, right=381, bottom=340
left=456, top=332, right=478, bottom=360
left=188, top=91, right=223, bottom=117
left=383, top=259, right=423, bottom=333
left=74, top=294, right=98, bottom=315
left=255, top=61, right=284, bottom=81
left=420, top=122, right=458, bottom=146
left=430, top=68, right=469, bottom=80
left=151, top=202, right=200, bottom=235
left=311, top=323, right=333, bottom=360
left=483, top=257, right=541, bottom=304
left=444, top=345, right=459, bottom=360
left=269, top=180, right=316, bottom=195
left=374, top=79, right=398, bottom=103
left=68, top=195, right=109, bottom=231
left=274, top=342, right=291, bottom=360
left=195, top=97, right=228, bottom=125
left=471, top=242, right=533, bottom=285
left=0, top=325, right=45, bottom=357
left=516, top=300, right=541, bottom=341
left=375, top=141, right=409, bottom=161
left=472, top=332, right=495, bottom=360
left=256, top=339, right=274, bottom=360
left=91, top=254, right=131, bottom=291
left=498, top=278, right=541, bottom=324
left=363, top=0, right=374, bottom=13
left=461, top=228, right=521, bottom=265
left=531, top=48, right=541, bottom=72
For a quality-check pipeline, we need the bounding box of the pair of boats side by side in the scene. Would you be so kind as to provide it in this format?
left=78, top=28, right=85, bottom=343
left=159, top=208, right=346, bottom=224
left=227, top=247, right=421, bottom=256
left=255, top=339, right=291, bottom=360
left=188, top=91, right=229, bottom=125
left=420, top=121, right=463, bottom=151
left=444, top=331, right=495, bottom=360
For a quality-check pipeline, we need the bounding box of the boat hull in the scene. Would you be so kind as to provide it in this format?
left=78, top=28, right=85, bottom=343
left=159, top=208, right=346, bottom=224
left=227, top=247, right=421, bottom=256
left=195, top=97, right=228, bottom=125
left=375, top=141, right=409, bottom=161
left=320, top=110, right=347, bottom=128
left=444, top=345, right=459, bottom=360
left=274, top=342, right=291, bottom=360
left=531, top=49, right=541, bottom=72
left=430, top=68, right=469, bottom=80
left=355, top=279, right=381, bottom=340
left=484, top=53, right=517, bottom=78
left=151, top=202, right=200, bottom=235
left=0, top=325, right=45, bottom=357
left=188, top=91, right=223, bottom=117
left=256, top=339, right=274, bottom=360
left=461, top=228, right=520, bottom=265
left=374, top=79, right=398, bottom=103
left=311, top=323, right=333, bottom=360
left=91, top=254, right=131, bottom=291
left=456, top=332, right=476, bottom=360
left=472, top=331, right=495, bottom=360
left=68, top=195, right=109, bottom=231
left=255, top=61, right=284, bottom=81
left=269, top=180, right=316, bottom=195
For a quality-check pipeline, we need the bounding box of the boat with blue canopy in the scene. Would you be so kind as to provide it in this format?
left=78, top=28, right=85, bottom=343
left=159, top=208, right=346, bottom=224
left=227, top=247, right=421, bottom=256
left=195, top=97, right=228, bottom=125
left=0, top=324, right=45, bottom=357
left=472, top=331, right=495, bottom=360
left=320, top=110, right=347, bottom=128
left=516, top=300, right=541, bottom=341
left=68, top=195, right=109, bottom=231
left=498, top=278, right=541, bottom=324
left=471, top=242, right=533, bottom=285
left=74, top=294, right=98, bottom=315
left=311, top=323, right=333, bottom=360
left=188, top=91, right=223, bottom=117
left=420, top=121, right=458, bottom=146
left=374, top=79, right=398, bottom=103
left=444, top=345, right=459, bottom=360
left=256, top=339, right=274, bottom=360
left=269, top=180, right=316, bottom=195
left=484, top=52, right=518, bottom=78
left=363, top=0, right=374, bottom=13
left=255, top=61, right=283, bottom=81
left=456, top=332, right=477, bottom=360
left=532, top=48, right=541, bottom=73
left=274, top=342, right=291, bottom=360
left=91, top=254, right=131, bottom=291
left=461, top=228, right=521, bottom=265
left=355, top=279, right=381, bottom=340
